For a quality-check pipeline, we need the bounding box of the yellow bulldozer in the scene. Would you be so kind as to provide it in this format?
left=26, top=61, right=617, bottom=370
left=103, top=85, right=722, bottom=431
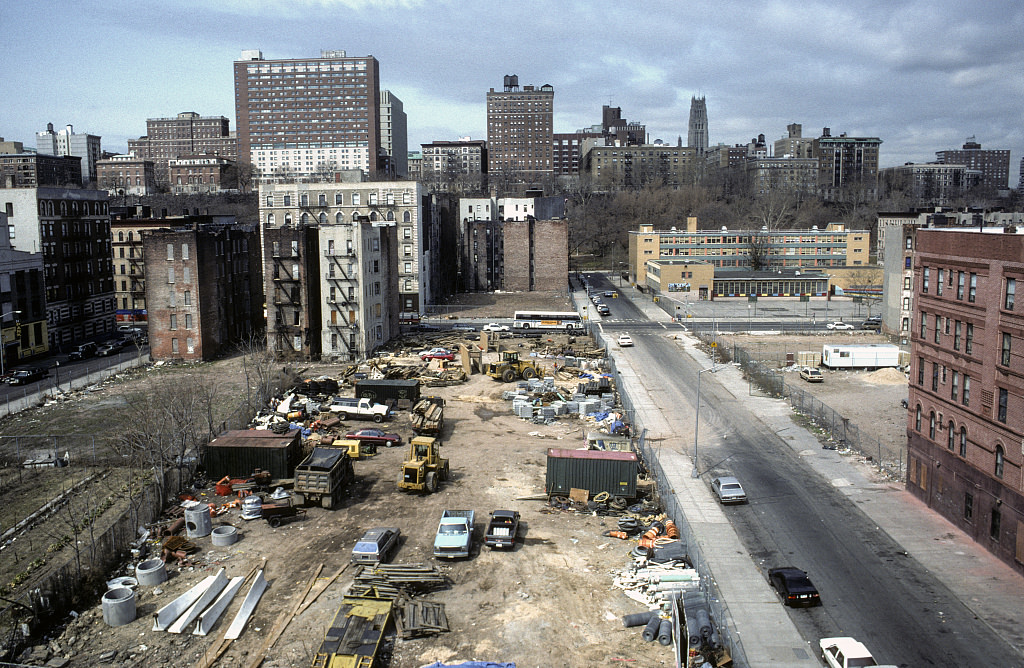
left=397, top=436, right=450, bottom=494
left=485, top=350, right=541, bottom=383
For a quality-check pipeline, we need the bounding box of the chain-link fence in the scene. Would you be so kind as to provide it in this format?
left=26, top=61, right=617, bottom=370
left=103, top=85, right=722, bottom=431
left=584, top=320, right=749, bottom=668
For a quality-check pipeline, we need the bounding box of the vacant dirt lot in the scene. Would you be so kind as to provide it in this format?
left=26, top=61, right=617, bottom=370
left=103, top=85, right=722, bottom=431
left=718, top=333, right=910, bottom=471
left=8, top=334, right=675, bottom=668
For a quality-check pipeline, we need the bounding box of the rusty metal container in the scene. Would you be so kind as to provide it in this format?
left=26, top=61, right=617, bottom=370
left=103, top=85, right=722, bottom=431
left=545, top=448, right=638, bottom=499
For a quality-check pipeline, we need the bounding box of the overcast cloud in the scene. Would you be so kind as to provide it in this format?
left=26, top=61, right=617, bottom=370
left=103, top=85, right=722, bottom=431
left=3, top=0, right=1022, bottom=184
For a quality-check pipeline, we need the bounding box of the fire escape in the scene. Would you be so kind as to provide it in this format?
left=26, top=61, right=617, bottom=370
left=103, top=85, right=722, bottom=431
left=270, top=245, right=303, bottom=356
left=324, top=240, right=359, bottom=360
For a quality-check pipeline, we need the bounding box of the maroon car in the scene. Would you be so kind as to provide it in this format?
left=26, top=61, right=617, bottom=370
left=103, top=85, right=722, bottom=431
left=419, top=347, right=455, bottom=361
left=345, top=428, right=403, bottom=447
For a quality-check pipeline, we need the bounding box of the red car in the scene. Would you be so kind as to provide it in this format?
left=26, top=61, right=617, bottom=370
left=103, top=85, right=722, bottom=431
left=345, top=428, right=403, bottom=447
left=419, top=347, right=455, bottom=361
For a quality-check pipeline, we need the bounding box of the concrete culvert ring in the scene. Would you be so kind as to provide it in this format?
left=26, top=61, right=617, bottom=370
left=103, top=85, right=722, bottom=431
left=101, top=587, right=136, bottom=627
left=211, top=525, right=239, bottom=546
left=135, top=558, right=168, bottom=586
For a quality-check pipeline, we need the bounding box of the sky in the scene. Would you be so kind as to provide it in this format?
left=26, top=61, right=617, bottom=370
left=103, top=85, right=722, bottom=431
left=3, top=0, right=1023, bottom=186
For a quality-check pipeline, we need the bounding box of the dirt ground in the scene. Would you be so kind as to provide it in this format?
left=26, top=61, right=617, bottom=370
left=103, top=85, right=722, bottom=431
left=13, top=340, right=675, bottom=668
left=717, top=333, right=911, bottom=468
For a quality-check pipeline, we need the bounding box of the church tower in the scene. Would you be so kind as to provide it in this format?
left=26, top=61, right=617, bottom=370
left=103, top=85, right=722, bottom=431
left=687, top=96, right=708, bottom=156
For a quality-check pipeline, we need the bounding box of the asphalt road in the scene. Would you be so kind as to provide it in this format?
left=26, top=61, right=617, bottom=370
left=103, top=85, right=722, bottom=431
left=584, top=272, right=1018, bottom=667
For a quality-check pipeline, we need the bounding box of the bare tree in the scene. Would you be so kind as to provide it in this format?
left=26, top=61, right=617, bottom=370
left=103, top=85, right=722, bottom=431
left=746, top=228, right=775, bottom=271
left=237, top=333, right=279, bottom=418
left=750, top=189, right=797, bottom=231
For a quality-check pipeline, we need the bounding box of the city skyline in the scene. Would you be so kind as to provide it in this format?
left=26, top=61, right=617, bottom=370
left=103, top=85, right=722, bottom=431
left=3, top=0, right=1023, bottom=185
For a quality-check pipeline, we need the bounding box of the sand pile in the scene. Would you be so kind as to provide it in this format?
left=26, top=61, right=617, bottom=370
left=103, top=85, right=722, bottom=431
left=863, top=367, right=908, bottom=385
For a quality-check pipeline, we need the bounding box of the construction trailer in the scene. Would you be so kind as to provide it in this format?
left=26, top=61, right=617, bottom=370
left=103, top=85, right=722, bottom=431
left=203, top=429, right=303, bottom=480
left=821, top=343, right=901, bottom=369
left=545, top=448, right=638, bottom=500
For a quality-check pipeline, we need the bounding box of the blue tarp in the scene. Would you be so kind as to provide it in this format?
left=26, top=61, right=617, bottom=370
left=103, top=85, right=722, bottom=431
left=586, top=411, right=610, bottom=421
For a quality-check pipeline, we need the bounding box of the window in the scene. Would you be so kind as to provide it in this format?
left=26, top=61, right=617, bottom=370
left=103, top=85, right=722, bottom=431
left=352, top=193, right=360, bottom=206
left=167, top=243, right=174, bottom=260
left=934, top=315, right=941, bottom=344
left=932, top=362, right=939, bottom=391
left=184, top=290, right=191, bottom=306
left=954, top=321, right=961, bottom=350
left=171, top=338, right=179, bottom=354
left=300, top=194, right=308, bottom=206
left=936, top=269, right=944, bottom=296
left=170, top=314, right=177, bottom=330
left=995, top=445, right=1005, bottom=478
left=1001, top=333, right=1011, bottom=366
left=335, top=192, right=343, bottom=205
left=182, top=244, right=189, bottom=260
left=168, top=267, right=175, bottom=283
left=403, top=227, right=411, bottom=239
left=186, top=337, right=194, bottom=354
left=990, top=507, right=1001, bottom=541
left=904, top=277, right=912, bottom=290
left=965, top=323, right=973, bottom=355
left=929, top=411, right=936, bottom=439
left=922, top=267, right=930, bottom=293
left=283, top=195, right=291, bottom=206
left=997, top=388, right=1008, bottom=424
left=905, top=236, right=913, bottom=250
left=915, top=405, right=921, bottom=431
left=369, top=192, right=378, bottom=205
left=957, top=271, right=965, bottom=300
left=964, top=492, right=973, bottom=521
left=959, top=427, right=967, bottom=456
left=951, top=371, right=959, bottom=401
left=183, top=267, right=191, bottom=283
left=905, top=257, right=912, bottom=269
left=266, top=195, right=272, bottom=206
left=968, top=273, right=976, bottom=303
left=318, top=194, right=327, bottom=206
left=1006, top=278, right=1016, bottom=310
left=962, top=375, right=970, bottom=406
left=185, top=314, right=192, bottom=329
left=947, top=422, right=955, bottom=450
left=902, top=317, right=909, bottom=331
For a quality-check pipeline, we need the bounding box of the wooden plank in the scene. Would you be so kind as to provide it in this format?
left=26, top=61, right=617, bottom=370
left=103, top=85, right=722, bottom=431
left=297, top=562, right=350, bottom=616
left=245, top=562, right=323, bottom=668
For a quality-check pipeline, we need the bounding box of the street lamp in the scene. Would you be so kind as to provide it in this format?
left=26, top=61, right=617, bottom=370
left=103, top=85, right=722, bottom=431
left=691, top=365, right=718, bottom=478
left=1, top=309, right=23, bottom=378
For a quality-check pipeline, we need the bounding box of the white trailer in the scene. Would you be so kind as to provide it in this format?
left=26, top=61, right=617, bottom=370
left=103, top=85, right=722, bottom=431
left=821, top=344, right=901, bottom=369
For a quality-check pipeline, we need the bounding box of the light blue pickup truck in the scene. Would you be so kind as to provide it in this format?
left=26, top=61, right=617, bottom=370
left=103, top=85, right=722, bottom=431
left=432, top=510, right=475, bottom=558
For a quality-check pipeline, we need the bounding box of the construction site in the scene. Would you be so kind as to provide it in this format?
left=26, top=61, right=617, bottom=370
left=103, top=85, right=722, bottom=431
left=0, top=318, right=701, bottom=668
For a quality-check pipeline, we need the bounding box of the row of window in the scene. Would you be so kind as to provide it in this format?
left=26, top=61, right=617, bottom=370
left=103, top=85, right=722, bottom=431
left=267, top=210, right=411, bottom=226
left=914, top=404, right=1006, bottom=478
left=267, top=191, right=412, bottom=207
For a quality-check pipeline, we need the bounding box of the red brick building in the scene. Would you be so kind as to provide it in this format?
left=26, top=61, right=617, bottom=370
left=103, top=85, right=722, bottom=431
left=502, top=218, right=567, bottom=292
left=97, top=155, right=157, bottom=196
left=907, top=227, right=1024, bottom=574
left=143, top=223, right=263, bottom=361
left=168, top=155, right=237, bottom=194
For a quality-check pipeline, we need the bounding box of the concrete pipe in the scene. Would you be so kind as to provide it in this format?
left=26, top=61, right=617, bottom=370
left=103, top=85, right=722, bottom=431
left=185, top=506, right=212, bottom=538
left=101, top=587, right=136, bottom=627
left=135, top=558, right=168, bottom=586
left=211, top=525, right=238, bottom=546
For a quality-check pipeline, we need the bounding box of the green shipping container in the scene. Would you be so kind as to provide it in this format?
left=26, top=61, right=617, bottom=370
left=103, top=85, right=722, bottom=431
left=203, top=429, right=303, bottom=480
left=354, top=379, right=421, bottom=403
left=546, top=448, right=638, bottom=499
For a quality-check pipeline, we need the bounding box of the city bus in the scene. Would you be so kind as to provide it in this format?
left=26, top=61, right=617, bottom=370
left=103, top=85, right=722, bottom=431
left=512, top=310, right=584, bottom=331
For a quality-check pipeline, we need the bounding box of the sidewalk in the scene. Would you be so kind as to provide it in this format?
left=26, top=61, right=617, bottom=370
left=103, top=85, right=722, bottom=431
left=613, top=281, right=1024, bottom=660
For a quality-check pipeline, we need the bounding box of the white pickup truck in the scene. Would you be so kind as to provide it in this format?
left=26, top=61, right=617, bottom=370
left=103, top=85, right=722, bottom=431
left=820, top=637, right=898, bottom=668
left=328, top=397, right=391, bottom=423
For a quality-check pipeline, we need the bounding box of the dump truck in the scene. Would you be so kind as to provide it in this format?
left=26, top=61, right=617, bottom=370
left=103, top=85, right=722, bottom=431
left=483, top=510, right=520, bottom=549
left=433, top=509, right=475, bottom=558
left=397, top=436, right=449, bottom=494
left=485, top=350, right=541, bottom=383
left=411, top=396, right=445, bottom=436
left=292, top=447, right=355, bottom=509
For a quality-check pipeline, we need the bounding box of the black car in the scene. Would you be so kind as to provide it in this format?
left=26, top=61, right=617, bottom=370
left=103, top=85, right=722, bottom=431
left=767, top=567, right=821, bottom=607
left=7, top=367, right=49, bottom=385
left=68, top=342, right=98, bottom=361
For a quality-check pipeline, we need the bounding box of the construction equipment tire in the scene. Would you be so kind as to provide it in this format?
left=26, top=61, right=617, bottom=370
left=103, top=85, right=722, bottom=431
left=502, top=369, right=515, bottom=383
left=522, top=366, right=537, bottom=380
left=426, top=472, right=438, bottom=493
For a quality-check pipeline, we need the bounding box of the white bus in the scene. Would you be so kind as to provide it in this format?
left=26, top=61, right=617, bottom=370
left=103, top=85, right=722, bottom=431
left=512, top=310, right=584, bottom=331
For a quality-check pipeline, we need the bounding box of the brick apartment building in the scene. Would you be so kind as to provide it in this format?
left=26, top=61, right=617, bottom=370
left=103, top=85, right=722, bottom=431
left=128, top=112, right=236, bottom=188
left=906, top=227, right=1024, bottom=575
left=168, top=155, right=237, bottom=194
left=486, top=75, right=553, bottom=184
left=97, top=154, right=158, bottom=196
left=143, top=223, right=263, bottom=361
left=0, top=153, right=82, bottom=189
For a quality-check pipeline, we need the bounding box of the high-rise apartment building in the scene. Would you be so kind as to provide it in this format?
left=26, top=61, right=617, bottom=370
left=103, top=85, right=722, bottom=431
left=421, top=139, right=487, bottom=192
left=128, top=112, right=236, bottom=187
left=36, top=123, right=101, bottom=187
left=814, top=129, right=882, bottom=201
left=774, top=123, right=814, bottom=159
left=907, top=227, right=1024, bottom=575
left=235, top=50, right=382, bottom=182
left=687, top=97, right=708, bottom=156
left=380, top=90, right=408, bottom=178
left=935, top=139, right=1011, bottom=190
left=486, top=75, right=553, bottom=181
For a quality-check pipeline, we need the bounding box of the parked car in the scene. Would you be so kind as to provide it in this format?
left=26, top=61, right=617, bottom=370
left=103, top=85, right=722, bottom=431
left=7, top=367, right=49, bottom=385
left=345, top=428, right=402, bottom=448
left=826, top=321, right=855, bottom=330
left=482, top=323, right=510, bottom=332
left=860, top=316, right=882, bottom=330
left=819, top=637, right=897, bottom=668
left=451, top=323, right=477, bottom=332
left=597, top=304, right=611, bottom=316
left=799, top=366, right=824, bottom=382
left=604, top=290, right=616, bottom=298
left=68, top=342, right=98, bottom=361
left=351, top=527, right=401, bottom=565
left=420, top=347, right=455, bottom=361
left=409, top=323, right=441, bottom=332
left=767, top=567, right=821, bottom=607
left=711, top=476, right=747, bottom=504
left=95, top=343, right=119, bottom=357
left=118, top=325, right=143, bottom=335
left=617, top=333, right=634, bottom=347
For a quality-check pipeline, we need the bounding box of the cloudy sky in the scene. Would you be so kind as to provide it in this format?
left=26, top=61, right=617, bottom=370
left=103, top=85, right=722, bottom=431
left=4, top=0, right=1023, bottom=185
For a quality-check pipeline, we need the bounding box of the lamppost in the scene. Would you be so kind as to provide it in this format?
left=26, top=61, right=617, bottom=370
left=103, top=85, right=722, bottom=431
left=747, top=303, right=752, bottom=332
left=1, top=309, right=23, bottom=378
left=691, top=365, right=718, bottom=478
